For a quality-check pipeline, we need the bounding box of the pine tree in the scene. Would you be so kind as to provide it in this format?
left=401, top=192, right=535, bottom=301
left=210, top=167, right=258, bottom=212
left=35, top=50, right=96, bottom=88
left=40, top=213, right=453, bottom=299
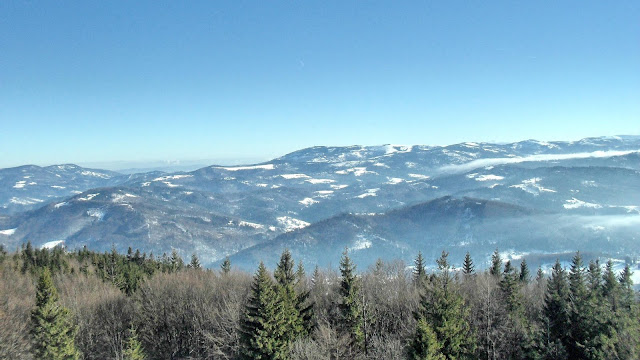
left=123, top=326, right=146, bottom=360
left=408, top=318, right=446, bottom=360
left=414, top=251, right=475, bottom=359
left=30, top=268, right=80, bottom=360
left=188, top=253, right=201, bottom=269
left=338, top=248, right=365, bottom=351
left=414, top=251, right=427, bottom=283
left=220, top=256, right=231, bottom=275
left=519, top=259, right=530, bottom=283
left=462, top=252, right=474, bottom=276
left=490, top=249, right=502, bottom=277
left=542, top=260, right=570, bottom=358
left=240, top=262, right=287, bottom=360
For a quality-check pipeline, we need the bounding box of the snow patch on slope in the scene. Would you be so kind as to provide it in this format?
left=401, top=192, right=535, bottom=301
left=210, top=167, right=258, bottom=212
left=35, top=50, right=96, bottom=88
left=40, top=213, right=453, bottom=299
left=277, top=216, right=310, bottom=232
left=216, top=164, right=274, bottom=171
left=563, top=198, right=602, bottom=209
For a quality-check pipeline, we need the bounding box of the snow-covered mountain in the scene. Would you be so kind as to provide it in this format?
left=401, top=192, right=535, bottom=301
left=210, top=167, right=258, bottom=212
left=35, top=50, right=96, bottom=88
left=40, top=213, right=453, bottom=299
left=1, top=136, right=639, bottom=269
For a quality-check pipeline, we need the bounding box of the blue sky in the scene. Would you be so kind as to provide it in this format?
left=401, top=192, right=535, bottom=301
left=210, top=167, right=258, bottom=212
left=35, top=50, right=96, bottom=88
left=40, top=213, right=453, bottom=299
left=1, top=1, right=639, bottom=169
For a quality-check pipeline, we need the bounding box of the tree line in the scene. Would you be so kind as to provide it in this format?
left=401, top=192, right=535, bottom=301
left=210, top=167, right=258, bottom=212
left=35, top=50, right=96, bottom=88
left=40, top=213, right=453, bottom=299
left=0, top=243, right=638, bottom=359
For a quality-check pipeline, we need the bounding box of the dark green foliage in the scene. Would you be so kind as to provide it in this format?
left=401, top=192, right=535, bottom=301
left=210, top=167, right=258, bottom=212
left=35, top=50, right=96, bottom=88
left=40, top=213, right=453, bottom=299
left=188, top=253, right=201, bottom=269
left=536, top=266, right=544, bottom=282
left=462, top=252, right=474, bottom=276
left=414, top=251, right=475, bottom=359
left=221, top=256, right=231, bottom=274
left=408, top=318, right=446, bottom=360
left=0, top=244, right=6, bottom=263
left=542, top=260, right=570, bottom=358
left=273, top=249, right=312, bottom=345
left=519, top=259, right=530, bottom=283
left=338, top=248, right=365, bottom=351
left=240, top=262, right=287, bottom=359
left=123, top=326, right=146, bottom=360
left=490, top=249, right=502, bottom=277
left=414, top=251, right=427, bottom=283
left=500, top=260, right=523, bottom=315
left=30, top=268, right=80, bottom=360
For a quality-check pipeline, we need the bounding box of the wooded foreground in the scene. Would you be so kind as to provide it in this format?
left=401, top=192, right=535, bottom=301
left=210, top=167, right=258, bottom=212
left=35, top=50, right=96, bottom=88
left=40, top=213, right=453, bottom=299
left=0, top=243, right=638, bottom=359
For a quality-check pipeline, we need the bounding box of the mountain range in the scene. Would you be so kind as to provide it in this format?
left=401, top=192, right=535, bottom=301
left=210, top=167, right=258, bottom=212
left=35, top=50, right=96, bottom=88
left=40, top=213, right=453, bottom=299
left=1, top=136, right=639, bottom=271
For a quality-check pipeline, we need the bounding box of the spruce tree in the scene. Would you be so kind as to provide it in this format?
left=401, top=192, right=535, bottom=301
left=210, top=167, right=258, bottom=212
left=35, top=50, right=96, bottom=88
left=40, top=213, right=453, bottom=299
left=414, top=251, right=475, bottom=359
left=519, top=259, right=530, bottom=283
left=490, top=249, right=502, bottom=277
left=220, top=256, right=231, bottom=275
left=123, top=326, right=146, bottom=360
left=338, top=248, right=365, bottom=351
left=567, top=252, right=589, bottom=359
left=240, top=262, right=287, bottom=360
left=500, top=260, right=523, bottom=315
left=188, top=253, right=201, bottom=269
left=414, top=251, right=427, bottom=283
left=535, top=266, right=545, bottom=283
left=542, top=260, right=570, bottom=358
left=408, top=318, right=446, bottom=360
left=273, top=249, right=310, bottom=343
left=462, top=252, right=474, bottom=276
left=30, top=268, right=80, bottom=360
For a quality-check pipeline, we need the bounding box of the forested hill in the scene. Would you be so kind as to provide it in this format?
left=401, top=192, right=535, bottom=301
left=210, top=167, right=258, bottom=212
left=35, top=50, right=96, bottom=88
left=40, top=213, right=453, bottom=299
left=1, top=245, right=639, bottom=359
left=1, top=135, right=640, bottom=270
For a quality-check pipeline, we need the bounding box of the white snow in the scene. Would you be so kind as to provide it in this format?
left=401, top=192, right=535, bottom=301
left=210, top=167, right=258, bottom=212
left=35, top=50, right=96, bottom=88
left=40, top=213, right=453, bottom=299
left=41, top=240, right=64, bottom=249
left=0, top=228, right=16, bottom=236
left=384, top=144, right=413, bottom=154
left=51, top=185, right=66, bottom=189
left=510, top=178, right=556, bottom=195
left=330, top=184, right=349, bottom=190
left=408, top=174, right=430, bottom=180
left=152, top=174, right=193, bottom=182
left=385, top=177, right=404, bottom=184
left=281, top=174, right=311, bottom=179
left=86, top=208, right=105, bottom=220
left=13, top=181, right=26, bottom=189
left=141, top=182, right=151, bottom=187
left=299, top=198, right=319, bottom=206
left=305, top=178, right=336, bottom=184
left=335, top=167, right=377, bottom=176
left=81, top=171, right=112, bottom=179
left=256, top=183, right=268, bottom=187
left=238, top=221, right=264, bottom=229
left=277, top=216, right=310, bottom=232
left=54, top=202, right=68, bottom=208
left=563, top=198, right=602, bottom=209
left=315, top=190, right=334, bottom=195
left=440, top=149, right=640, bottom=174
left=163, top=182, right=180, bottom=188
left=112, top=193, right=138, bottom=203
left=352, top=235, right=372, bottom=250
left=356, top=188, right=379, bottom=198
left=77, top=193, right=100, bottom=201
left=10, top=197, right=44, bottom=205
left=216, top=164, right=275, bottom=171
left=372, top=162, right=389, bottom=168
left=475, top=174, right=504, bottom=181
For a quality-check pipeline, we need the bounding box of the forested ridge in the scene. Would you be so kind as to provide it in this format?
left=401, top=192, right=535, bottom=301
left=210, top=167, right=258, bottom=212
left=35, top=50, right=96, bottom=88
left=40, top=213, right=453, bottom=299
left=0, top=243, right=638, bottom=359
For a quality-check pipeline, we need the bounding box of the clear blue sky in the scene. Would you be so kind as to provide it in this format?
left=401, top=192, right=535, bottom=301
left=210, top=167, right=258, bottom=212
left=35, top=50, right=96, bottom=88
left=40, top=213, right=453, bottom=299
left=1, top=1, right=639, bottom=169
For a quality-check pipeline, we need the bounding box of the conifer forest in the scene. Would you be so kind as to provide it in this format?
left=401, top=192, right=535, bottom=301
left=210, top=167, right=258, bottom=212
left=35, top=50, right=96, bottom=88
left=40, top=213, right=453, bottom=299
left=0, top=243, right=639, bottom=360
